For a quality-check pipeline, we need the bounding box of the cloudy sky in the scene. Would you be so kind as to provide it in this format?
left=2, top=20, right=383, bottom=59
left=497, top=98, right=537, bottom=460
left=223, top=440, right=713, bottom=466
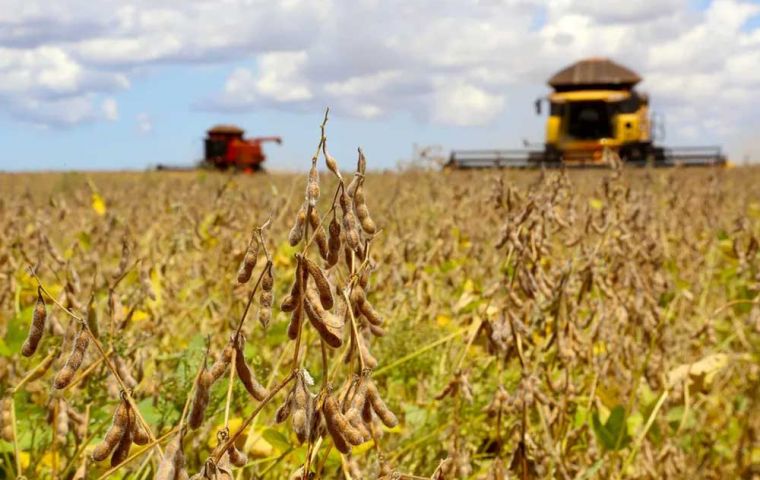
left=1, top=0, right=759, bottom=171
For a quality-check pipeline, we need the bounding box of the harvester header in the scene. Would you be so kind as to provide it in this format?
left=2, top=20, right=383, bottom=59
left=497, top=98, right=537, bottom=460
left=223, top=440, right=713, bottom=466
left=449, top=58, right=725, bottom=169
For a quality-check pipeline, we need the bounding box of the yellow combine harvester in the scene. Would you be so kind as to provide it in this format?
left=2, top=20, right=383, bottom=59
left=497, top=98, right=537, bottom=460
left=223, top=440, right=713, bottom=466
left=449, top=58, right=726, bottom=168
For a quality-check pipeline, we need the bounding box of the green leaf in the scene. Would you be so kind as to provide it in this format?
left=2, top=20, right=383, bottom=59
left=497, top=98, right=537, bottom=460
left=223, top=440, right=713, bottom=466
left=578, top=459, right=604, bottom=480
left=137, top=398, right=162, bottom=426
left=4, top=307, right=32, bottom=355
left=0, top=439, right=14, bottom=453
left=592, top=405, right=631, bottom=451
left=262, top=428, right=291, bottom=452
left=0, top=338, right=11, bottom=357
left=403, top=404, right=427, bottom=430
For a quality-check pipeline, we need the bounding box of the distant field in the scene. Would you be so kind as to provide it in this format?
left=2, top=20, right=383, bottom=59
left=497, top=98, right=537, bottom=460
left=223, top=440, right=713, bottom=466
left=1, top=166, right=758, bottom=479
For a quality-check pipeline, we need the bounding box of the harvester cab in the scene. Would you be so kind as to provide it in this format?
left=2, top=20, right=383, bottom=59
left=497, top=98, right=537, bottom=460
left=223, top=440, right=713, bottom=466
left=203, top=125, right=281, bottom=172
left=448, top=58, right=726, bottom=169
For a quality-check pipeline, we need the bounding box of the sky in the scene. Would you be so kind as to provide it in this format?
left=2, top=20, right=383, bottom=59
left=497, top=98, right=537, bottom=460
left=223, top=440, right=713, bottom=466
left=0, top=0, right=759, bottom=172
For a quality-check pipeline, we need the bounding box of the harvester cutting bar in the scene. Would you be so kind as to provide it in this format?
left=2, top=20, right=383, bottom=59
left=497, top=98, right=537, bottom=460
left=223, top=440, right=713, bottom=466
left=661, top=146, right=726, bottom=166
left=448, top=145, right=726, bottom=169
left=446, top=149, right=542, bottom=169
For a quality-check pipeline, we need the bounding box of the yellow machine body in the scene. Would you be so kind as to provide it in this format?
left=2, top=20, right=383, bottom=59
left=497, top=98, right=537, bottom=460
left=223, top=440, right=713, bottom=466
left=545, top=89, right=652, bottom=164
left=447, top=58, right=726, bottom=169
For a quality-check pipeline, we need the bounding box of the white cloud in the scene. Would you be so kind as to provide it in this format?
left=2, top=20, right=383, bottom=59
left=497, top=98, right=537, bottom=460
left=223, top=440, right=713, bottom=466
left=101, top=98, right=118, bottom=121
left=432, top=82, right=506, bottom=126
left=0, top=0, right=759, bottom=157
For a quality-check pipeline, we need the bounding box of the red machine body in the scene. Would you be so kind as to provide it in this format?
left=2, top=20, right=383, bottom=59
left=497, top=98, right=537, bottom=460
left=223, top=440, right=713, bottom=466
left=204, top=124, right=281, bottom=171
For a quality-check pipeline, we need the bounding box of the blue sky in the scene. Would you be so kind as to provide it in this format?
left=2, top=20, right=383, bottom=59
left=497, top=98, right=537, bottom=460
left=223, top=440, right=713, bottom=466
left=1, top=0, right=759, bottom=172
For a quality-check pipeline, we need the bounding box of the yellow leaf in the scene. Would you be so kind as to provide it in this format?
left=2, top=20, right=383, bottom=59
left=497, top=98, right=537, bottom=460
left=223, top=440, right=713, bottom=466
left=436, top=314, right=451, bottom=327
left=91, top=193, right=106, bottom=216
left=453, top=291, right=476, bottom=313
left=208, top=418, right=244, bottom=449
left=748, top=202, right=760, bottom=219
left=131, top=309, right=149, bottom=322
left=146, top=268, right=163, bottom=308
left=19, top=451, right=30, bottom=470
left=589, top=198, right=604, bottom=210
left=351, top=440, right=376, bottom=455
left=248, top=434, right=274, bottom=458
left=463, top=279, right=475, bottom=293
left=667, top=353, right=729, bottom=393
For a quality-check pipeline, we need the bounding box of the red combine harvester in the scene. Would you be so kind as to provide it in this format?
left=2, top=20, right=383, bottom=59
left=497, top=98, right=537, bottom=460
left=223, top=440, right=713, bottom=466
left=203, top=125, right=281, bottom=172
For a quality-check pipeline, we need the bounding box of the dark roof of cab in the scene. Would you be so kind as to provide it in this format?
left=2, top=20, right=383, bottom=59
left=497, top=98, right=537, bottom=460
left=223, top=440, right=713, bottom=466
left=548, top=58, right=641, bottom=88
left=207, top=124, right=245, bottom=134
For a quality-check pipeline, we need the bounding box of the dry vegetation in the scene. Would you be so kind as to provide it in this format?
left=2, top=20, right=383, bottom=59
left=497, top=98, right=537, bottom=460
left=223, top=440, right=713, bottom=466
left=0, top=125, right=759, bottom=479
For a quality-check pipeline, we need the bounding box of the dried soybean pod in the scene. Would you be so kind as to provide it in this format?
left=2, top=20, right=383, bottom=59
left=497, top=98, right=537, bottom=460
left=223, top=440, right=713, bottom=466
left=303, top=288, right=343, bottom=348
left=131, top=422, right=150, bottom=447
left=1, top=399, right=13, bottom=442
left=344, top=408, right=370, bottom=440
left=357, top=148, right=367, bottom=174
left=237, top=239, right=259, bottom=284
left=22, top=287, right=47, bottom=357
left=367, top=380, right=398, bottom=427
left=228, top=444, right=248, bottom=467
left=358, top=297, right=383, bottom=326
left=308, top=208, right=329, bottom=260
left=324, top=150, right=342, bottom=180
left=280, top=294, right=296, bottom=313
left=291, top=407, right=308, bottom=445
left=287, top=301, right=304, bottom=341
left=259, top=264, right=274, bottom=328
left=367, top=323, right=386, bottom=337
left=91, top=400, right=129, bottom=461
left=275, top=391, right=293, bottom=423
left=234, top=337, right=269, bottom=401
left=358, top=337, right=378, bottom=369
left=309, top=405, right=323, bottom=443
left=53, top=327, right=89, bottom=389
left=155, top=431, right=183, bottom=480
left=261, top=263, right=274, bottom=291
left=54, top=399, right=69, bottom=444
left=130, top=407, right=150, bottom=446
left=86, top=292, right=100, bottom=339
left=115, top=239, right=129, bottom=279
left=350, top=378, right=369, bottom=410
left=110, top=413, right=133, bottom=467
left=323, top=394, right=364, bottom=446
left=343, top=244, right=355, bottom=272
left=189, top=370, right=212, bottom=429
left=353, top=181, right=377, bottom=235
left=342, top=334, right=356, bottom=365
left=361, top=395, right=373, bottom=424
left=114, top=355, right=137, bottom=390
left=289, top=203, right=307, bottom=247
left=304, top=257, right=333, bottom=310
left=258, top=294, right=272, bottom=328
left=324, top=413, right=350, bottom=453
left=281, top=258, right=303, bottom=313
left=209, top=343, right=234, bottom=383
left=326, top=215, right=341, bottom=268
left=340, top=192, right=360, bottom=250
left=306, top=162, right=320, bottom=207
left=286, top=260, right=306, bottom=340
left=140, top=267, right=157, bottom=301
left=358, top=269, right=370, bottom=289
left=291, top=374, right=311, bottom=444
left=346, top=174, right=360, bottom=199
